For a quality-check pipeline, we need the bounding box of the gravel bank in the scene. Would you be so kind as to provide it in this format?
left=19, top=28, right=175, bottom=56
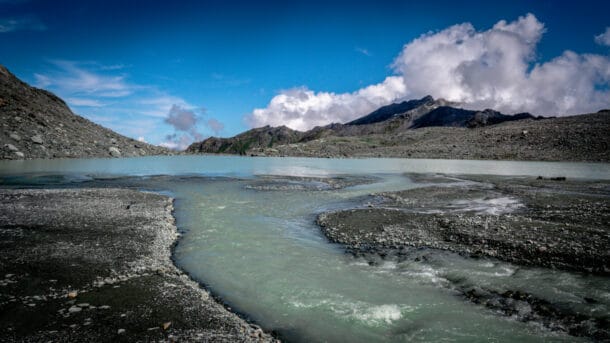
left=0, top=188, right=274, bottom=342
left=316, top=174, right=610, bottom=339
left=252, top=112, right=610, bottom=162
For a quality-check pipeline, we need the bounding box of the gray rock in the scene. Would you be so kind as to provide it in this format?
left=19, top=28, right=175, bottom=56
left=68, top=306, right=82, bottom=313
left=4, top=144, right=17, bottom=151
left=117, top=329, right=126, bottom=334
left=14, top=151, right=24, bottom=158
left=108, top=147, right=121, bottom=157
left=9, top=133, right=21, bottom=141
left=31, top=135, right=43, bottom=144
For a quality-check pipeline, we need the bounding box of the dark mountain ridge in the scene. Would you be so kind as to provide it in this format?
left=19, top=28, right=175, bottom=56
left=187, top=95, right=538, bottom=154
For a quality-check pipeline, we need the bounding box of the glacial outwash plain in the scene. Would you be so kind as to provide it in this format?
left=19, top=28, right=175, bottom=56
left=1, top=3, right=610, bottom=340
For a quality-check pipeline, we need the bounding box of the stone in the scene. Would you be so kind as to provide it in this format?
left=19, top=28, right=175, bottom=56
left=14, top=151, right=24, bottom=158
left=117, top=329, right=126, bottom=334
left=67, top=291, right=78, bottom=299
left=31, top=135, right=43, bottom=144
left=163, top=321, right=172, bottom=330
left=68, top=306, right=82, bottom=313
left=4, top=144, right=18, bottom=151
left=9, top=133, right=20, bottom=141
left=108, top=147, right=121, bottom=157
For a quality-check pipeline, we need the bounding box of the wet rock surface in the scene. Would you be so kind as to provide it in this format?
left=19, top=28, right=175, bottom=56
left=316, top=174, right=610, bottom=340
left=0, top=188, right=274, bottom=342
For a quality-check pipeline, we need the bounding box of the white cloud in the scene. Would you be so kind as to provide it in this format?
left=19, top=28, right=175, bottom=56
left=65, top=97, right=104, bottom=107
left=355, top=47, right=371, bottom=56
left=34, top=60, right=196, bottom=144
left=35, top=60, right=132, bottom=97
left=246, top=13, right=610, bottom=131
left=595, top=27, right=610, bottom=46
left=0, top=16, right=46, bottom=33
left=246, top=76, right=406, bottom=131
left=392, top=13, right=609, bottom=115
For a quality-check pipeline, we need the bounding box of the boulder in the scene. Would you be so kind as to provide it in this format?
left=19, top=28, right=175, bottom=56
left=4, top=144, right=17, bottom=151
left=9, top=133, right=20, bottom=141
left=108, top=147, right=121, bottom=157
left=31, top=135, right=43, bottom=144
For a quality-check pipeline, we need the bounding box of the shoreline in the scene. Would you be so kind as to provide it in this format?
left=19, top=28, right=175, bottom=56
left=0, top=188, right=275, bottom=342
left=315, top=174, right=610, bottom=339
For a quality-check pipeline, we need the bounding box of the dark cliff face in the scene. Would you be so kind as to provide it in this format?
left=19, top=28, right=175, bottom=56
left=0, top=65, right=168, bottom=160
left=346, top=95, right=435, bottom=125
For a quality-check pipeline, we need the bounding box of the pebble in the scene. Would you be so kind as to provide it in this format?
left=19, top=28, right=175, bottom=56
left=31, top=135, right=43, bottom=144
left=9, top=133, right=21, bottom=141
left=117, top=329, right=126, bottom=334
left=99, top=305, right=111, bottom=309
left=68, top=306, right=82, bottom=313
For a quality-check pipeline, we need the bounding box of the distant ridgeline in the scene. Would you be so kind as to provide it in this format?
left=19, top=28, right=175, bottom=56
left=186, top=95, right=540, bottom=155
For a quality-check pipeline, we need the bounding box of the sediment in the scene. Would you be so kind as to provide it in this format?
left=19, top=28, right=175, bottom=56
left=316, top=174, right=610, bottom=339
left=0, top=188, right=274, bottom=342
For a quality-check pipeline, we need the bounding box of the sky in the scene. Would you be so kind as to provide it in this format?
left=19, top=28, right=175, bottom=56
left=1, top=0, right=609, bottom=149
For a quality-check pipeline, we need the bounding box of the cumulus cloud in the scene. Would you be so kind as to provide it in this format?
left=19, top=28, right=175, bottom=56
left=392, top=13, right=609, bottom=115
left=595, top=27, right=610, bottom=46
left=246, top=76, right=406, bottom=131
left=246, top=14, right=610, bottom=131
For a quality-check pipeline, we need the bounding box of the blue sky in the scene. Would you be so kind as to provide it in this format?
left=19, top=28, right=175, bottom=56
left=1, top=0, right=609, bottom=148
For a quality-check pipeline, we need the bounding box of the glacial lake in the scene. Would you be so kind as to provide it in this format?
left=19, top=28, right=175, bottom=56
left=1, top=155, right=609, bottom=342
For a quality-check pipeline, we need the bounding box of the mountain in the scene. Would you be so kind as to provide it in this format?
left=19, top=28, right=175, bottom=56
left=187, top=95, right=539, bottom=155
left=186, top=125, right=302, bottom=155
left=0, top=65, right=168, bottom=160
left=252, top=111, right=610, bottom=162
left=347, top=95, right=436, bottom=125
left=411, top=107, right=535, bottom=129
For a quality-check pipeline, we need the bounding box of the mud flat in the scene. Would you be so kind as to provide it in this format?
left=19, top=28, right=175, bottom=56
left=317, top=174, right=610, bottom=339
left=0, top=188, right=274, bottom=342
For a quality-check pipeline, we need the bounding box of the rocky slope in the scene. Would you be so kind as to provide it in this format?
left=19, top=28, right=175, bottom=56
left=0, top=65, right=168, bottom=160
left=253, top=112, right=610, bottom=161
left=186, top=125, right=302, bottom=155
left=187, top=95, right=554, bottom=158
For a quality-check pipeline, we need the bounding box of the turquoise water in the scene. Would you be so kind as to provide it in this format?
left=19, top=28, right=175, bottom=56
left=1, top=156, right=608, bottom=342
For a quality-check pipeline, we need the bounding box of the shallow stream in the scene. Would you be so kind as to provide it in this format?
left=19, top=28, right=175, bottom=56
left=1, top=156, right=608, bottom=342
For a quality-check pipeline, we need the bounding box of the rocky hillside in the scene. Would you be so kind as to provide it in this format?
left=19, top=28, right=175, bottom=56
left=186, top=125, right=302, bottom=155
left=252, top=111, right=610, bottom=162
left=187, top=95, right=542, bottom=156
left=0, top=65, right=168, bottom=160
